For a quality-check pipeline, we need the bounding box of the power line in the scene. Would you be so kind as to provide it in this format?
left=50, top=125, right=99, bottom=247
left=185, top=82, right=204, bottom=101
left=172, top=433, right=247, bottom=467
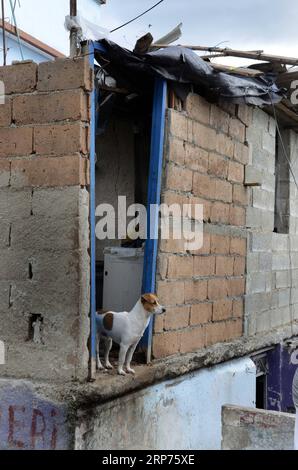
left=110, top=0, right=165, bottom=33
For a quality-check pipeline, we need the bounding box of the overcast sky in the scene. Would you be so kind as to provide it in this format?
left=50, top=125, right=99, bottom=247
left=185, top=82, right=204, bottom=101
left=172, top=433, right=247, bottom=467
left=101, top=0, right=298, bottom=64
left=4, top=0, right=298, bottom=65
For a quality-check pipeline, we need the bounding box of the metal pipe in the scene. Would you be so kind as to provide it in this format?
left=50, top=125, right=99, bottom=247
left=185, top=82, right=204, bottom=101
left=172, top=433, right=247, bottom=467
left=70, top=0, right=78, bottom=57
left=88, top=41, right=97, bottom=380
left=1, top=0, right=7, bottom=65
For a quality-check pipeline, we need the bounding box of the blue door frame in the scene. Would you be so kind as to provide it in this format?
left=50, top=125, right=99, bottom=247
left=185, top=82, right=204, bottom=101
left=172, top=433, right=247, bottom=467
left=88, top=41, right=167, bottom=378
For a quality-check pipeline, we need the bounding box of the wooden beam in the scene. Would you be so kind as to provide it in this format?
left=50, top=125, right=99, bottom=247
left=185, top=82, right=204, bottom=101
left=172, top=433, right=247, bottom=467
left=153, top=44, right=298, bottom=66
left=211, top=63, right=263, bottom=77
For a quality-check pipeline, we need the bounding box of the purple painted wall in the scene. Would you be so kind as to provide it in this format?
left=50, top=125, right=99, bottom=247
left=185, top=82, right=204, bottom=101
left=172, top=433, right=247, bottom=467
left=267, top=344, right=297, bottom=413
left=0, top=380, right=71, bottom=450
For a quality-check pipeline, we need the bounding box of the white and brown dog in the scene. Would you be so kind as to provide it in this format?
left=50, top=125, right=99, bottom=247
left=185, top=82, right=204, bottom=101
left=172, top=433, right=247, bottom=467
left=96, top=293, right=166, bottom=375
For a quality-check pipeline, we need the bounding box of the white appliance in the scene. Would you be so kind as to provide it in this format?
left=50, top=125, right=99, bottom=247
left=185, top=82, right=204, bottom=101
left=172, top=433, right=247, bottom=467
left=102, top=247, right=144, bottom=312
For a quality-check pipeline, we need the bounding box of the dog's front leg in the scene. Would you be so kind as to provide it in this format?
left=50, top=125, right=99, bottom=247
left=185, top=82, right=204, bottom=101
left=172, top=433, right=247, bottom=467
left=118, top=344, right=130, bottom=375
left=96, top=334, right=104, bottom=371
left=104, top=337, right=113, bottom=369
left=125, top=342, right=138, bottom=375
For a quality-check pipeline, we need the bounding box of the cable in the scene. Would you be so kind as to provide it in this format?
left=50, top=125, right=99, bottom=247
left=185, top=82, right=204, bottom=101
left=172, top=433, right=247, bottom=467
left=270, top=94, right=298, bottom=191
left=8, top=0, right=23, bottom=60
left=110, top=0, right=165, bottom=33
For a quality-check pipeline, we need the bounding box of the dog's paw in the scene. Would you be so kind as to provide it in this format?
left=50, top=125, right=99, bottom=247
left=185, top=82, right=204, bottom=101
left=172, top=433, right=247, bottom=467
left=126, top=367, right=136, bottom=375
left=118, top=368, right=127, bottom=376
left=96, top=363, right=105, bottom=371
left=105, top=362, right=114, bottom=370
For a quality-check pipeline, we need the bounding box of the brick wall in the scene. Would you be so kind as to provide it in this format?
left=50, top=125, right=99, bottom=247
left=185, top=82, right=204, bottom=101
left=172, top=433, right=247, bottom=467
left=152, top=94, right=250, bottom=358
left=0, top=58, right=92, bottom=381
left=245, top=109, right=298, bottom=334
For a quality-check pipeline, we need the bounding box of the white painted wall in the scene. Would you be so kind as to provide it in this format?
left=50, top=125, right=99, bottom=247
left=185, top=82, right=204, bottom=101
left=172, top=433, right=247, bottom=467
left=2, top=0, right=103, bottom=58
left=76, top=357, right=256, bottom=450
left=0, top=34, right=53, bottom=65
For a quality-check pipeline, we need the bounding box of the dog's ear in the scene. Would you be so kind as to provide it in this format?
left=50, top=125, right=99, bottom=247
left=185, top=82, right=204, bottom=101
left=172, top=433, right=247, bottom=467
left=141, top=293, right=157, bottom=304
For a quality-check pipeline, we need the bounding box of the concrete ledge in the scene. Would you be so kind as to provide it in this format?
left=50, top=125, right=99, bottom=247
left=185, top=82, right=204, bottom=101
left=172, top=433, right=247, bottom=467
left=2, top=323, right=298, bottom=410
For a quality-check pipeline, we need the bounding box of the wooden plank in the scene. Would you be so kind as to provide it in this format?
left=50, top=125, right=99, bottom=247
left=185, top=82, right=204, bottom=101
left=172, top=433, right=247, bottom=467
left=153, top=44, right=298, bottom=66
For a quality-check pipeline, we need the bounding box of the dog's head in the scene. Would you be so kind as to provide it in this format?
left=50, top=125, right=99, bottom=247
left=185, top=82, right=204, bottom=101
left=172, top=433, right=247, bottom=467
left=141, top=293, right=166, bottom=315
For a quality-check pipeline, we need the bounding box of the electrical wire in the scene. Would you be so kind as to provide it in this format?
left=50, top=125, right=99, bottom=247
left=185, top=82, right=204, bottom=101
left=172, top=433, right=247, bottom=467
left=110, top=0, right=165, bottom=33
left=8, top=0, right=23, bottom=60
left=270, top=93, right=298, bottom=191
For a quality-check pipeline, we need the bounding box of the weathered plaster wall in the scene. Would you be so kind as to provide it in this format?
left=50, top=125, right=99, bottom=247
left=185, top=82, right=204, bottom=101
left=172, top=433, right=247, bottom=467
left=0, top=58, right=92, bottom=381
left=75, top=357, right=256, bottom=450
left=153, top=95, right=249, bottom=358
left=0, top=379, right=72, bottom=450
left=222, top=404, right=295, bottom=450
left=245, top=109, right=298, bottom=335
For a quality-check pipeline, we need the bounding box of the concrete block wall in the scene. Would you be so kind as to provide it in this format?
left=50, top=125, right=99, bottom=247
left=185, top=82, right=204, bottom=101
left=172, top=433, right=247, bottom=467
left=152, top=94, right=250, bottom=358
left=222, top=405, right=295, bottom=450
left=0, top=58, right=92, bottom=381
left=245, top=109, right=298, bottom=335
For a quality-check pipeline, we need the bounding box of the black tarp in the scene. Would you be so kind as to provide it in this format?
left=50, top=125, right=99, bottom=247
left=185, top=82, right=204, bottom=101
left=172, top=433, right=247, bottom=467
left=95, top=39, right=284, bottom=106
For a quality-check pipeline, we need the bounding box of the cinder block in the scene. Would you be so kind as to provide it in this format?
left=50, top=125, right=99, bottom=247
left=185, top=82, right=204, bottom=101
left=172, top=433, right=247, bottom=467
left=10, top=216, right=80, bottom=251
left=0, top=189, right=32, bottom=219
left=278, top=288, right=291, bottom=307
left=214, top=178, right=233, bottom=203
left=180, top=326, right=206, bottom=353
left=185, top=93, right=210, bottom=124
left=164, top=305, right=190, bottom=330
left=0, top=249, right=31, bottom=281
left=37, top=57, right=92, bottom=92
left=246, top=206, right=274, bottom=231
left=210, top=201, right=230, bottom=224
left=194, top=255, right=216, bottom=276
left=185, top=143, right=208, bottom=172
left=237, top=105, right=253, bottom=126
left=191, top=121, right=216, bottom=151
left=216, top=132, right=234, bottom=158
left=212, top=298, right=233, bottom=321
left=193, top=173, right=215, bottom=199
left=34, top=123, right=88, bottom=155
left=167, top=255, right=193, bottom=279
left=12, top=90, right=88, bottom=125
left=27, top=251, right=80, bottom=284
left=250, top=233, right=272, bottom=253
left=0, top=160, right=10, bottom=187
left=0, top=62, right=37, bottom=94
left=252, top=187, right=275, bottom=211
left=167, top=109, right=188, bottom=141
left=229, top=117, right=245, bottom=142
left=167, top=137, right=185, bottom=166
left=10, top=155, right=89, bottom=188
left=32, top=186, right=80, bottom=218
left=10, top=279, right=80, bottom=316
left=244, top=166, right=263, bottom=186
left=0, top=221, right=10, bottom=247
left=207, top=278, right=228, bottom=300
left=190, top=303, right=212, bottom=325
left=247, top=253, right=259, bottom=272
left=0, top=98, right=11, bottom=127
left=0, top=282, right=10, bottom=310
left=166, top=164, right=193, bottom=192
left=228, top=161, right=244, bottom=183
left=0, top=127, right=33, bottom=157
left=258, top=252, right=272, bottom=272
left=210, top=105, right=230, bottom=133
left=184, top=279, right=207, bottom=302
left=272, top=233, right=289, bottom=252
left=256, top=310, right=271, bottom=333
left=157, top=280, right=185, bottom=306
left=152, top=330, right=181, bottom=358
left=272, top=253, right=290, bottom=271
left=262, top=131, right=275, bottom=154
left=234, top=141, right=249, bottom=165
left=208, top=153, right=228, bottom=178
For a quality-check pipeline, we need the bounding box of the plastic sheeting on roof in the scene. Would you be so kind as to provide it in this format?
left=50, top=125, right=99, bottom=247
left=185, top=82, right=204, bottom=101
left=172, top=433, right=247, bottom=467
left=95, top=40, right=284, bottom=107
